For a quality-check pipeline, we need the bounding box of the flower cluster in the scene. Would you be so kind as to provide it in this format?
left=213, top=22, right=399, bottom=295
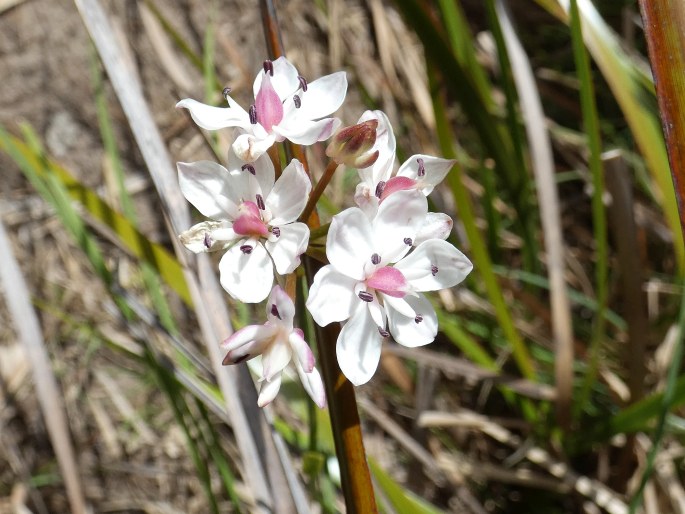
left=176, top=57, right=472, bottom=406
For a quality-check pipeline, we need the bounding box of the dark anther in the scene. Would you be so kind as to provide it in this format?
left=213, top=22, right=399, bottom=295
left=271, top=303, right=282, bottom=320
left=249, top=104, right=257, bottom=124
left=263, top=60, right=274, bottom=76
left=431, top=264, right=438, bottom=276
left=240, top=244, right=253, bottom=254
left=358, top=291, right=374, bottom=302
left=241, top=163, right=256, bottom=175
left=378, top=327, right=390, bottom=338
left=417, top=157, right=426, bottom=177
left=403, top=237, right=413, bottom=246
left=371, top=253, right=381, bottom=265
left=233, top=354, right=250, bottom=364
left=414, top=315, right=423, bottom=324
left=203, top=232, right=212, bottom=249
left=375, top=181, right=386, bottom=199
left=222, top=87, right=232, bottom=106
left=256, top=194, right=265, bottom=210
left=293, top=94, right=301, bottom=108
left=271, top=226, right=281, bottom=238
left=297, top=75, right=308, bottom=92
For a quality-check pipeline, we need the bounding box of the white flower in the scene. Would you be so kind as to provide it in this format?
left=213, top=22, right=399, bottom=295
left=306, top=190, right=473, bottom=385
left=177, top=57, right=347, bottom=162
left=178, top=152, right=311, bottom=303
left=222, top=286, right=326, bottom=408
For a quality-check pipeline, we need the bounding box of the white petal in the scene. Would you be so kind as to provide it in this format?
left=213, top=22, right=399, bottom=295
left=178, top=161, right=241, bottom=220
left=221, top=323, right=277, bottom=363
left=294, top=362, right=326, bottom=408
left=176, top=98, right=251, bottom=131
left=265, top=159, right=311, bottom=224
left=273, top=117, right=341, bottom=145
left=386, top=293, right=437, bottom=347
left=337, top=304, right=383, bottom=386
left=414, top=212, right=453, bottom=245
left=289, top=330, right=315, bottom=373
left=382, top=294, right=416, bottom=318
left=264, top=222, right=309, bottom=274
left=285, top=71, right=347, bottom=120
left=306, top=265, right=359, bottom=326
left=357, top=110, right=396, bottom=188
left=258, top=373, right=283, bottom=407
left=373, top=190, right=427, bottom=264
left=227, top=146, right=275, bottom=200
left=397, top=154, right=456, bottom=195
left=232, top=133, right=277, bottom=162
left=253, top=56, right=300, bottom=101
left=394, top=239, right=473, bottom=292
left=261, top=336, right=292, bottom=381
left=266, top=285, right=296, bottom=327
left=326, top=207, right=374, bottom=281
left=178, top=221, right=237, bottom=253
left=219, top=243, right=274, bottom=303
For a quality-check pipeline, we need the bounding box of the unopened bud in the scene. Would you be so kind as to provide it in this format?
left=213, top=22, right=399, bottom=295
left=326, top=120, right=379, bottom=168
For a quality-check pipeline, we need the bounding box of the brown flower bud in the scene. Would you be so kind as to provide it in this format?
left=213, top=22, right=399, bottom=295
left=326, top=119, right=379, bottom=168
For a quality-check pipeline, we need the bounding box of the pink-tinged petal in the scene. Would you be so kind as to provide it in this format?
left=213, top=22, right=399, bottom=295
left=366, top=266, right=407, bottom=297
left=232, top=133, right=277, bottom=162
left=337, top=303, right=383, bottom=386
left=265, top=159, right=311, bottom=225
left=379, top=176, right=417, bottom=201
left=357, top=110, right=396, bottom=188
left=176, top=98, right=251, bottom=131
left=294, top=361, right=326, bottom=408
left=227, top=147, right=275, bottom=200
left=286, top=71, right=347, bottom=120
left=233, top=201, right=269, bottom=237
left=386, top=293, right=438, bottom=347
left=397, top=155, right=456, bottom=195
left=219, top=243, right=274, bottom=303
left=264, top=222, right=309, bottom=275
left=265, top=285, right=296, bottom=327
left=255, top=72, right=284, bottom=131
left=414, top=212, right=453, bottom=246
left=273, top=117, right=341, bottom=145
left=372, top=190, right=428, bottom=265
left=306, top=265, right=359, bottom=326
left=221, top=323, right=277, bottom=363
left=289, top=330, right=315, bottom=373
left=179, top=221, right=237, bottom=253
left=394, top=239, right=473, bottom=292
left=253, top=57, right=300, bottom=101
left=178, top=161, right=240, bottom=220
left=261, top=336, right=292, bottom=381
left=327, top=207, right=374, bottom=281
left=257, top=373, right=283, bottom=407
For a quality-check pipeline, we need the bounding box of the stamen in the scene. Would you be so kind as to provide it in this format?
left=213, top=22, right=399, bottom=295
left=414, top=315, right=423, bottom=324
left=358, top=291, right=374, bottom=302
left=249, top=104, right=257, bottom=124
left=203, top=232, right=213, bottom=249
left=240, top=244, right=253, bottom=254
left=271, top=226, right=281, bottom=238
left=371, top=253, right=381, bottom=265
left=417, top=157, right=426, bottom=177
left=271, top=303, right=282, bottom=319
left=378, top=327, right=390, bottom=338
left=256, top=194, right=265, bottom=210
left=242, top=163, right=256, bottom=175
left=233, top=354, right=250, bottom=364
left=263, top=60, right=274, bottom=76
left=375, top=181, right=386, bottom=199
left=222, top=86, right=232, bottom=106
left=293, top=94, right=301, bottom=108
left=431, top=264, right=438, bottom=276
left=403, top=237, right=413, bottom=246
left=298, top=75, right=308, bottom=92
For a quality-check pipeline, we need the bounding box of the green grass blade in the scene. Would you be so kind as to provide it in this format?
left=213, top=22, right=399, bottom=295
left=369, top=458, right=445, bottom=514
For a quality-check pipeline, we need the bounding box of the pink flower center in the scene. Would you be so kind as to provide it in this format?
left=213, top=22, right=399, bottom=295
left=255, top=72, right=284, bottom=132
left=379, top=176, right=417, bottom=201
left=233, top=201, right=269, bottom=237
left=366, top=266, right=407, bottom=298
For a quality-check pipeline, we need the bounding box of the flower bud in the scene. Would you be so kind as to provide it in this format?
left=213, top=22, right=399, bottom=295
left=326, top=120, right=379, bottom=168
